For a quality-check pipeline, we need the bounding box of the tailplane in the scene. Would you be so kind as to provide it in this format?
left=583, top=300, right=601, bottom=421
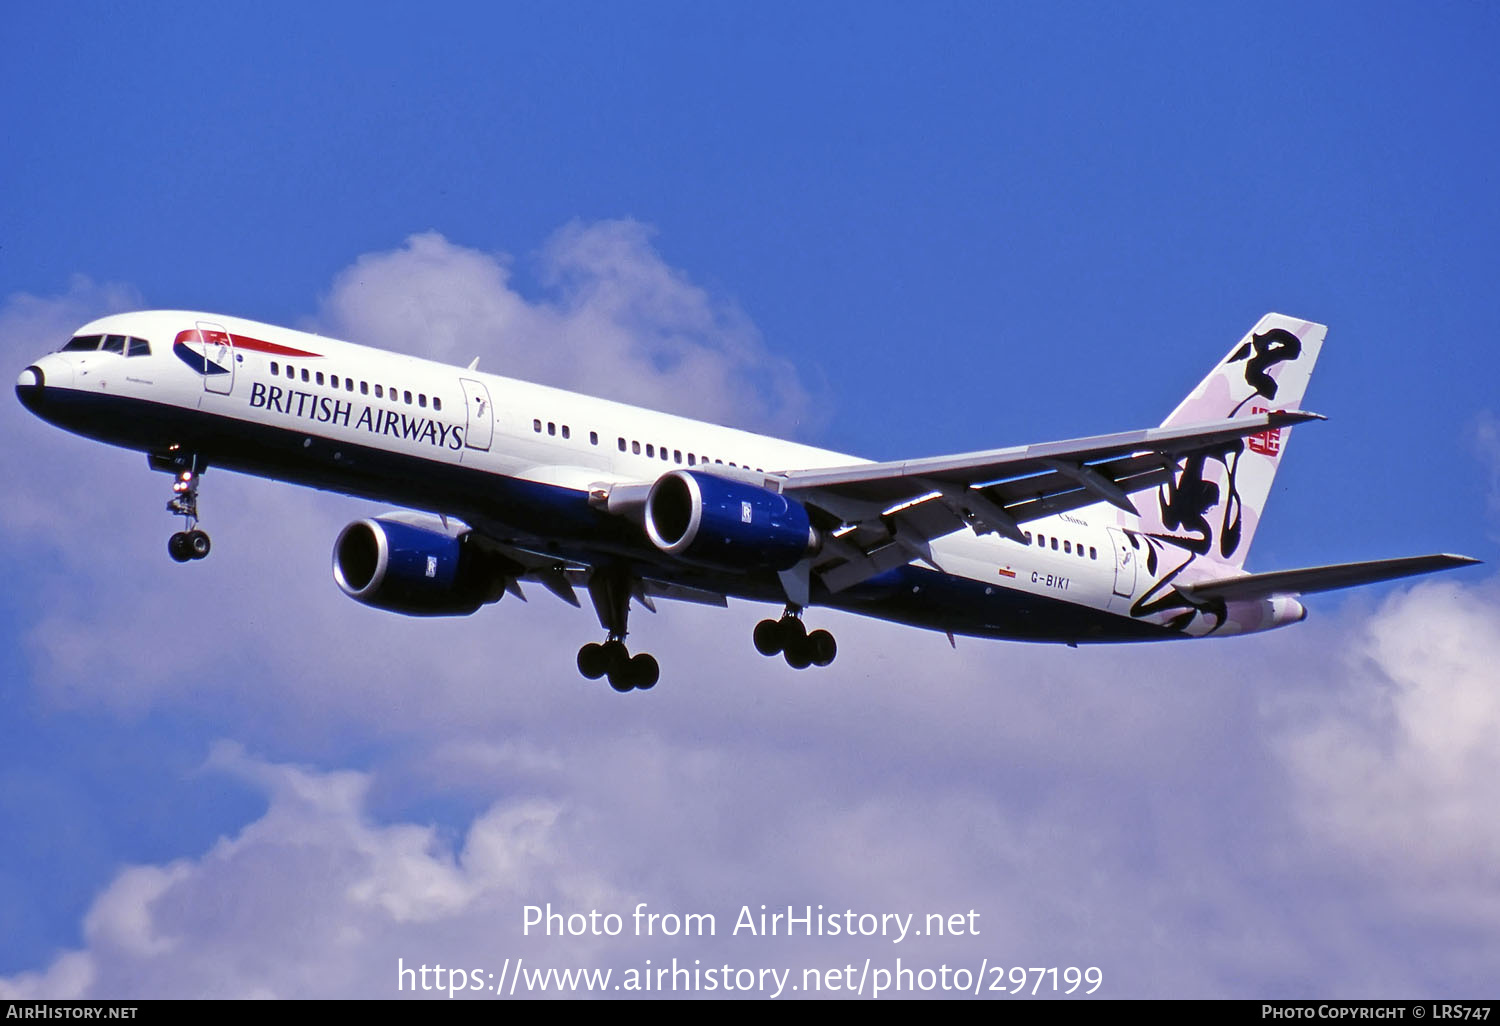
left=1136, top=313, right=1327, bottom=568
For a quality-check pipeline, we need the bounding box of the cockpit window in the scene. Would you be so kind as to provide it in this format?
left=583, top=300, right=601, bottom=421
left=62, top=335, right=103, bottom=352
left=127, top=337, right=151, bottom=357
left=101, top=334, right=127, bottom=354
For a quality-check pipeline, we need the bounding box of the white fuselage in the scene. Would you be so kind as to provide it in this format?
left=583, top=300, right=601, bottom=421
left=18, top=310, right=1301, bottom=645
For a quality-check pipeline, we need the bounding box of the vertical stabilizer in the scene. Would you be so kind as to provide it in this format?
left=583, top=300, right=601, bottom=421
left=1136, top=314, right=1327, bottom=568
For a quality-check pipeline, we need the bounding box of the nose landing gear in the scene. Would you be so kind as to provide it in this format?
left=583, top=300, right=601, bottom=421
left=154, top=450, right=211, bottom=562
left=753, top=609, right=836, bottom=669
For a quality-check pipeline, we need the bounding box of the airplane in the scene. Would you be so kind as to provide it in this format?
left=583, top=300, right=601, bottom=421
left=15, top=310, right=1478, bottom=692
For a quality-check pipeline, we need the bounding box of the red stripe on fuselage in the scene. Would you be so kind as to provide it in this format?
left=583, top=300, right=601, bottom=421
left=174, top=329, right=323, bottom=359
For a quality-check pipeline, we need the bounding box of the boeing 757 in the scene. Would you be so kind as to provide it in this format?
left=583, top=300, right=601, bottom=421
left=16, top=311, right=1477, bottom=691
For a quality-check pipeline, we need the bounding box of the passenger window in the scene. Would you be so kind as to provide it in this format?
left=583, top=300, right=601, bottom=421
left=126, top=338, right=151, bottom=357
left=102, top=335, right=126, bottom=354
left=562, top=425, right=570, bottom=440
left=389, top=386, right=398, bottom=401
left=418, top=394, right=427, bottom=408
left=1064, top=541, right=1071, bottom=554
left=618, top=437, right=627, bottom=452
left=646, top=444, right=655, bottom=457
left=432, top=396, right=441, bottom=410
left=404, top=390, right=412, bottom=404
left=346, top=379, right=354, bottom=392
left=633, top=441, right=641, bottom=455
left=661, top=447, right=668, bottom=461
left=302, top=369, right=310, bottom=382
left=271, top=361, right=280, bottom=374
left=590, top=431, right=598, bottom=445
left=331, top=375, right=339, bottom=388
left=548, top=422, right=556, bottom=436
left=61, top=335, right=102, bottom=352
left=361, top=382, right=369, bottom=394
left=533, top=419, right=542, bottom=433
left=687, top=454, right=696, bottom=466
left=674, top=450, right=682, bottom=463
left=1090, top=547, right=1097, bottom=560
left=287, top=365, right=296, bottom=379
left=1051, top=538, right=1058, bottom=550
left=316, top=372, right=325, bottom=386
left=1024, top=532, right=1033, bottom=544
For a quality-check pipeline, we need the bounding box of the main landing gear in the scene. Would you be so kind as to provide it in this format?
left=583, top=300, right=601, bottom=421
left=753, top=609, right=836, bottom=670
left=576, top=565, right=659, bottom=692
left=577, top=639, right=659, bottom=693
left=157, top=450, right=211, bottom=563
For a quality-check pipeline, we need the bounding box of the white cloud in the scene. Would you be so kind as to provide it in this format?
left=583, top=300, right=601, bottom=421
left=0, top=745, right=629, bottom=999
left=1278, top=579, right=1500, bottom=928
left=312, top=223, right=817, bottom=434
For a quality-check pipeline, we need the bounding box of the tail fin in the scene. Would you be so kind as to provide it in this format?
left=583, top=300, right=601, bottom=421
left=1135, top=313, right=1327, bottom=568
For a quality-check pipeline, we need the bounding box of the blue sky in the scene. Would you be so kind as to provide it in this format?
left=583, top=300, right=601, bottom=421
left=2, top=2, right=1497, bottom=998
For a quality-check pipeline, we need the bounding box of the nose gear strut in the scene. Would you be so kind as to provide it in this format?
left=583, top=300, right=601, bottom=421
left=153, top=449, right=211, bottom=562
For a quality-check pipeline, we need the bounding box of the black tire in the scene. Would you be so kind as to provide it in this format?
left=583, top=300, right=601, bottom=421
left=629, top=653, right=659, bottom=690
left=577, top=643, right=608, bottom=680
left=188, top=530, right=211, bottom=560
left=777, top=617, right=807, bottom=647
left=753, top=619, right=783, bottom=656
left=168, top=532, right=193, bottom=562
left=601, top=640, right=630, bottom=676
left=603, top=640, right=634, bottom=691
left=809, top=630, right=837, bottom=667
left=784, top=638, right=813, bottom=670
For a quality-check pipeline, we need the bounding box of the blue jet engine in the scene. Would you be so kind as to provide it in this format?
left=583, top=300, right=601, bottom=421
left=644, top=470, right=819, bottom=572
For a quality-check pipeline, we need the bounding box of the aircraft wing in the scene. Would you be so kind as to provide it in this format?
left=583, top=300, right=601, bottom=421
left=1177, top=554, right=1481, bottom=602
left=462, top=527, right=729, bottom=613
left=773, top=410, right=1321, bottom=594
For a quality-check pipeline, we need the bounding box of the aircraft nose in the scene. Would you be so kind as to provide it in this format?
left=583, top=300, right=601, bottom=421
left=16, top=364, right=44, bottom=412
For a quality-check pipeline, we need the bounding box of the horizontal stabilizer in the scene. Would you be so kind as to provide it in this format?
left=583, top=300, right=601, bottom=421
left=1179, top=554, right=1480, bottom=602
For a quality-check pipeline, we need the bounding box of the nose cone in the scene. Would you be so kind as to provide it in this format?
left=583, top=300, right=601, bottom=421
left=16, top=365, right=44, bottom=412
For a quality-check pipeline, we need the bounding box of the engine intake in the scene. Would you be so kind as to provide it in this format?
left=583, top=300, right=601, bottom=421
left=644, top=470, right=817, bottom=572
left=333, top=516, right=501, bottom=616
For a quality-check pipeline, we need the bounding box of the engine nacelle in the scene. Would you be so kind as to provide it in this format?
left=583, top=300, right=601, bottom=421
left=333, top=516, right=499, bottom=616
left=644, top=469, right=817, bottom=572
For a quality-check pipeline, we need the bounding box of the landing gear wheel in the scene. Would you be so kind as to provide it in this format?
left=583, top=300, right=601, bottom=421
left=628, top=653, right=659, bottom=691
left=582, top=566, right=662, bottom=692
left=784, top=637, right=814, bottom=670
left=577, top=643, right=608, bottom=680
left=187, top=530, right=211, bottom=560
left=168, top=532, right=194, bottom=563
left=601, top=639, right=635, bottom=691
left=753, top=619, right=784, bottom=656
left=778, top=617, right=807, bottom=647
left=808, top=629, right=837, bottom=667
